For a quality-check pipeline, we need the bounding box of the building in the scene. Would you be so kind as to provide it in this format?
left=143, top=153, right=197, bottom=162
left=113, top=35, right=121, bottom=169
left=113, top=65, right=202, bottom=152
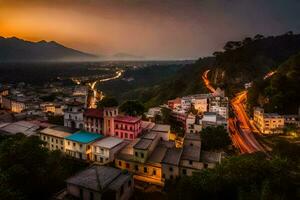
left=39, top=126, right=74, bottom=151
left=145, top=107, right=162, bottom=120
left=167, top=97, right=181, bottom=110
left=253, top=107, right=285, bottom=134
left=208, top=96, right=229, bottom=119
left=64, top=101, right=85, bottom=129
left=114, top=115, right=142, bottom=140
left=201, top=112, right=228, bottom=130
left=91, top=137, right=126, bottom=164
left=64, top=130, right=103, bottom=160
left=185, top=113, right=202, bottom=134
left=84, top=108, right=104, bottom=134
left=0, top=87, right=9, bottom=107
left=66, top=165, right=133, bottom=200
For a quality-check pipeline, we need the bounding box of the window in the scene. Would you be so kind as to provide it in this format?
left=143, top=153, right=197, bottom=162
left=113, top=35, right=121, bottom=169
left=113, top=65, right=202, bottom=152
left=125, top=133, right=128, bottom=138
left=182, top=169, right=187, bottom=175
left=189, top=160, right=193, bottom=165
left=204, top=163, right=208, bottom=168
left=135, top=165, right=138, bottom=171
left=153, top=169, right=156, bottom=176
left=144, top=167, right=147, bottom=173
left=116, top=131, right=118, bottom=136
left=43, top=136, right=45, bottom=140
left=119, top=161, right=122, bottom=166
left=51, top=138, right=53, bottom=142
left=56, top=139, right=58, bottom=144
left=61, top=141, right=63, bottom=145
left=169, top=167, right=173, bottom=172
left=135, top=152, right=138, bottom=157
left=126, top=163, right=130, bottom=169
left=68, top=141, right=70, bottom=145
left=94, top=155, right=97, bottom=161
left=170, top=175, right=174, bottom=180
left=73, top=142, right=76, bottom=147
left=128, top=180, right=132, bottom=187
left=141, top=153, right=144, bottom=158
left=100, top=157, right=103, bottom=163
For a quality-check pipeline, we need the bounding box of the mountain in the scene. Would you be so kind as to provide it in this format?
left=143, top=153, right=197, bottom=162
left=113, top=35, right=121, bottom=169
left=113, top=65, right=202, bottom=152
left=120, top=32, right=300, bottom=107
left=0, top=37, right=97, bottom=62
left=248, top=52, right=300, bottom=114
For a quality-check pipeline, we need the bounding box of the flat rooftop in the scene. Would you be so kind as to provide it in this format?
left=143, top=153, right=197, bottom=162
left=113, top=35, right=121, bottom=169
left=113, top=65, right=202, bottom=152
left=162, top=147, right=183, bottom=166
left=92, top=137, right=123, bottom=149
left=151, top=124, right=170, bottom=133
left=65, top=130, right=103, bottom=144
left=40, top=126, right=73, bottom=138
left=142, top=132, right=158, bottom=140
left=133, top=138, right=153, bottom=150
left=114, top=115, right=141, bottom=123
left=181, top=145, right=201, bottom=161
left=84, top=108, right=103, bottom=118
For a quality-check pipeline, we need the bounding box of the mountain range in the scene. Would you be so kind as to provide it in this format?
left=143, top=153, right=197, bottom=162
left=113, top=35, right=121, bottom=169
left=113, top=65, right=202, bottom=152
left=0, top=37, right=97, bottom=62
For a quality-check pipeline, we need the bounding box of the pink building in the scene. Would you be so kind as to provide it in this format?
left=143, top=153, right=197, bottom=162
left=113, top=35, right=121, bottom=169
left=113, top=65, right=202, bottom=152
left=83, top=107, right=142, bottom=140
left=114, top=116, right=142, bottom=140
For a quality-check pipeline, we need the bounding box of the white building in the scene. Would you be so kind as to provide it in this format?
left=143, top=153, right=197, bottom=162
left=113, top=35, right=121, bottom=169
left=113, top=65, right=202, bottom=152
left=40, top=126, right=73, bottom=151
left=91, top=137, right=126, bottom=164
left=209, top=96, right=229, bottom=120
left=201, top=112, right=228, bottom=130
left=64, top=101, right=85, bottom=129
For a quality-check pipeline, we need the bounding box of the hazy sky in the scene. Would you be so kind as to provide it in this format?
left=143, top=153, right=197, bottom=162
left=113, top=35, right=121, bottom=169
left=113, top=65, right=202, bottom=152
left=1, top=0, right=300, bottom=59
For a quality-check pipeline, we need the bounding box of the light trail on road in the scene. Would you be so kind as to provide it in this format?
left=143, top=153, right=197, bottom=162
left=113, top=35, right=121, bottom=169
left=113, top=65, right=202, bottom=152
left=202, top=69, right=265, bottom=154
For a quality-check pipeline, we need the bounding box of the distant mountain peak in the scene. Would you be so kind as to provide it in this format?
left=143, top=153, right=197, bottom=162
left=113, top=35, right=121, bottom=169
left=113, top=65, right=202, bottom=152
left=0, top=36, right=98, bottom=62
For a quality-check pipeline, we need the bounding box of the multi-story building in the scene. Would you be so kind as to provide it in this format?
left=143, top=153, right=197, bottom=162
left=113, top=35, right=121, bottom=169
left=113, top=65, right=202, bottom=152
left=39, top=125, right=74, bottom=151
left=201, top=112, right=228, bottom=130
left=114, top=115, right=142, bottom=140
left=168, top=97, right=181, bottom=110
left=208, top=96, right=229, bottom=119
left=185, top=113, right=202, bottom=133
left=64, top=130, right=103, bottom=160
left=91, top=137, right=126, bottom=165
left=253, top=107, right=284, bottom=134
left=0, top=87, right=9, bottom=107
left=84, top=108, right=104, bottom=134
left=66, top=165, right=133, bottom=200
left=64, top=101, right=85, bottom=129
left=83, top=107, right=142, bottom=140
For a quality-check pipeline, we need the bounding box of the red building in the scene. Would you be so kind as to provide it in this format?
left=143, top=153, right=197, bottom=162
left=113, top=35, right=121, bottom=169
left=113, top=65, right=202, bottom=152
left=114, top=115, right=142, bottom=140
left=83, top=107, right=142, bottom=140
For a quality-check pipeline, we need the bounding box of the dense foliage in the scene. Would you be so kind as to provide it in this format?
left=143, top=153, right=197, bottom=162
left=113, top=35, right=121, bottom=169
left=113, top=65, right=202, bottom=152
left=0, top=134, right=88, bottom=200
left=97, top=96, right=119, bottom=108
left=166, top=141, right=300, bottom=200
left=119, top=100, right=145, bottom=116
left=248, top=53, right=300, bottom=114
left=201, top=126, right=231, bottom=150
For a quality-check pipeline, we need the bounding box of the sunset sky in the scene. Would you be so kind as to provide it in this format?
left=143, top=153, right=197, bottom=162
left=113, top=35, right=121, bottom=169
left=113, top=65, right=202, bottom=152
left=1, top=0, right=300, bottom=59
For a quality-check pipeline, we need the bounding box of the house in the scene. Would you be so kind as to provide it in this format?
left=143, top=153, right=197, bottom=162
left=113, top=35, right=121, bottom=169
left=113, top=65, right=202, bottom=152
left=253, top=107, right=284, bottom=134
left=91, top=137, right=126, bottom=164
left=150, top=124, right=171, bottom=141
left=64, top=101, right=85, bottom=129
left=201, top=112, right=228, bottom=130
left=39, top=125, right=75, bottom=151
left=167, top=97, right=181, bottom=109
left=185, top=113, right=202, bottom=133
left=66, top=165, right=133, bottom=200
left=145, top=107, right=162, bottom=120
left=64, top=130, right=103, bottom=160
left=0, top=87, right=9, bottom=107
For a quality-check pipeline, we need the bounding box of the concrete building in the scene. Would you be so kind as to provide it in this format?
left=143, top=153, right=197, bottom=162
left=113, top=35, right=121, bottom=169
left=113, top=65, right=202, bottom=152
left=66, top=165, right=133, bottom=200
left=145, top=107, right=162, bottom=120
left=64, top=130, right=103, bottom=160
left=64, top=101, right=85, bottom=129
left=167, top=98, right=181, bottom=110
left=0, top=87, right=9, bottom=107
left=39, top=126, right=74, bottom=151
left=114, top=115, right=142, bottom=140
left=201, top=112, right=228, bottom=130
left=91, top=137, right=126, bottom=165
left=185, top=113, right=202, bottom=133
left=208, top=96, right=229, bottom=120
left=253, top=107, right=285, bottom=134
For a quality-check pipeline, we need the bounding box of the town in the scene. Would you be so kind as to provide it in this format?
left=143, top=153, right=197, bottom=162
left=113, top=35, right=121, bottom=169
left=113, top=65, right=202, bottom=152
left=0, top=68, right=299, bottom=199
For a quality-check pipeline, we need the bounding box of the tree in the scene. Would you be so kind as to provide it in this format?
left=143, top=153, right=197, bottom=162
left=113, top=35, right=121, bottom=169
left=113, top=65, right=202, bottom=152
left=97, top=96, right=118, bottom=108
left=201, top=126, right=231, bottom=150
left=119, top=100, right=145, bottom=116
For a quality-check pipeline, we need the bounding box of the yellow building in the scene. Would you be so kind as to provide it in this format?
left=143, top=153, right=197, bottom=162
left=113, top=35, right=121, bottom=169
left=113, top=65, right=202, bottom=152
left=11, top=100, right=26, bottom=113
left=254, top=107, right=284, bottom=134
left=40, top=126, right=73, bottom=151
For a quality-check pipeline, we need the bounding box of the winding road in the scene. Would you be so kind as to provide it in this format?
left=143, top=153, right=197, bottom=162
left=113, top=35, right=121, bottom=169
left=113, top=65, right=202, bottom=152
left=202, top=70, right=265, bottom=154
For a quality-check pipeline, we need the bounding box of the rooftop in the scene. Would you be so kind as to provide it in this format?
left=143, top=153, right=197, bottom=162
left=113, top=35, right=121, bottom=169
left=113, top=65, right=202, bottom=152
left=66, top=165, right=131, bottom=192
left=200, top=151, right=222, bottom=163
left=115, top=115, right=141, bottom=123
left=142, top=132, right=158, bottom=140
left=151, top=124, right=170, bottom=133
left=162, top=147, right=183, bottom=166
left=133, top=138, right=153, bottom=150
left=0, top=121, right=40, bottom=136
left=147, top=145, right=168, bottom=164
left=40, top=126, right=73, bottom=138
left=66, top=100, right=84, bottom=107
left=181, top=145, right=201, bottom=161
left=84, top=108, right=103, bottom=118
left=65, top=130, right=103, bottom=143
left=92, top=137, right=124, bottom=149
